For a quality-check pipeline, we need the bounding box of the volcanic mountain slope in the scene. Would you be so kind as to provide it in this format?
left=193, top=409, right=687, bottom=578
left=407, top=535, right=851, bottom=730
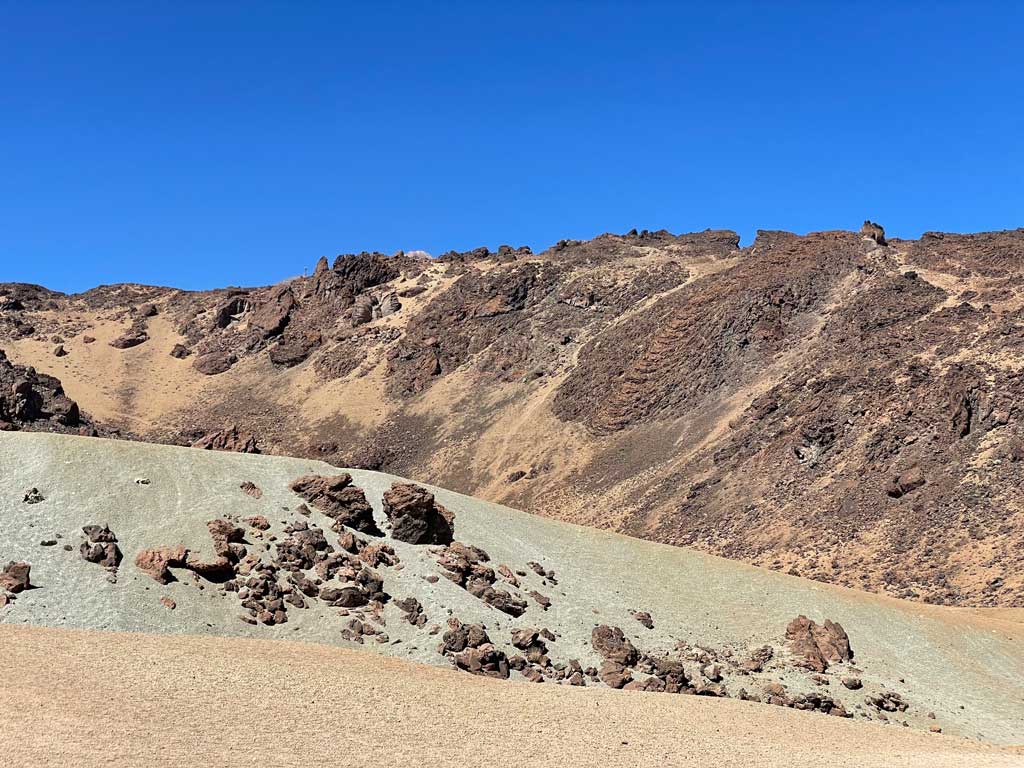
left=3, top=225, right=1024, bottom=608
left=2, top=432, right=1023, bottom=747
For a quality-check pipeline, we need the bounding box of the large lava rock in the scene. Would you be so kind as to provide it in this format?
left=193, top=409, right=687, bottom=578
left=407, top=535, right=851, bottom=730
left=381, top=482, right=454, bottom=545
left=784, top=615, right=853, bottom=672
left=288, top=474, right=381, bottom=535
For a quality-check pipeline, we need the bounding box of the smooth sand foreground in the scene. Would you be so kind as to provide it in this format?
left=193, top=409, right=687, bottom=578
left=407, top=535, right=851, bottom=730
left=0, top=624, right=1020, bottom=768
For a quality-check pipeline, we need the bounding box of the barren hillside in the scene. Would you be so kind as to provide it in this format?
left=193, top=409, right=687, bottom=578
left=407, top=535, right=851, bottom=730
left=4, top=224, right=1024, bottom=607
left=2, top=432, right=1023, bottom=745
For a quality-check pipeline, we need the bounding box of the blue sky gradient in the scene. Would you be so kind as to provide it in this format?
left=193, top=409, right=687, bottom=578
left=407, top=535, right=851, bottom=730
left=1, top=2, right=1021, bottom=292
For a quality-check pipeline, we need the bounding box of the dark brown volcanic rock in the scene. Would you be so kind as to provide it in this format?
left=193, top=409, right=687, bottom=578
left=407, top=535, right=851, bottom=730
left=591, top=625, right=639, bottom=666
left=109, top=322, right=149, bottom=349
left=79, top=525, right=122, bottom=570
left=193, top=350, right=237, bottom=375
left=268, top=331, right=321, bottom=367
left=0, top=561, right=32, bottom=593
left=785, top=616, right=853, bottom=672
left=0, top=349, right=93, bottom=432
left=382, top=483, right=454, bottom=544
left=289, top=474, right=381, bottom=535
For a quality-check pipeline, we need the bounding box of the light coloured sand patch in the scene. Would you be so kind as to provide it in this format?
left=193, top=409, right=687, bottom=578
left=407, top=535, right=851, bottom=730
left=0, top=623, right=1019, bottom=768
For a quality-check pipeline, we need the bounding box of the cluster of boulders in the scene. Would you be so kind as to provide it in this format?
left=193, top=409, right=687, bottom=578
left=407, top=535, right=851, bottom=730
left=78, top=525, right=122, bottom=575
left=749, top=682, right=851, bottom=717
left=395, top=596, right=426, bottom=626
left=134, top=508, right=397, bottom=627
left=439, top=619, right=510, bottom=679
left=433, top=541, right=528, bottom=617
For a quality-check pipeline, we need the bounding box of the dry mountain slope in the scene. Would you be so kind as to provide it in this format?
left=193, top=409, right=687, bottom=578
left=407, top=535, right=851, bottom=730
left=1, top=432, right=1023, bottom=745
left=3, top=225, right=1024, bottom=607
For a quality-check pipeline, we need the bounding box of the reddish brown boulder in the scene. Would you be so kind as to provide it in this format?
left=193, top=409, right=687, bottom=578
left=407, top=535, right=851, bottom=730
left=53, top=344, right=67, bottom=357
left=528, top=590, right=552, bottom=610
left=193, top=351, right=237, bottom=375
left=244, top=515, right=271, bottom=531
left=0, top=561, right=31, bottom=593
left=250, top=286, right=295, bottom=338
left=319, top=585, right=371, bottom=608
left=159, top=596, right=176, bottom=610
left=785, top=615, right=853, bottom=672
left=382, top=483, right=454, bottom=545
left=240, top=481, right=262, bottom=499
left=591, top=625, right=639, bottom=666
left=109, top=323, right=149, bottom=349
left=169, top=343, right=190, bottom=359
left=135, top=546, right=188, bottom=584
left=359, top=542, right=399, bottom=567
left=289, top=474, right=381, bottom=535
left=439, top=619, right=491, bottom=654
left=451, top=644, right=510, bottom=679
left=598, top=660, right=632, bottom=689
left=81, top=335, right=96, bottom=344
left=886, top=465, right=926, bottom=499
left=79, top=525, right=122, bottom=570
left=185, top=553, right=236, bottom=581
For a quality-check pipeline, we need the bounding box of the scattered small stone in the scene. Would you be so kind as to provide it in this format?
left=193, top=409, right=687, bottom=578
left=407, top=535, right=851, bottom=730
left=631, top=610, right=654, bottom=629
left=23, top=488, right=44, bottom=504
left=240, top=481, right=263, bottom=499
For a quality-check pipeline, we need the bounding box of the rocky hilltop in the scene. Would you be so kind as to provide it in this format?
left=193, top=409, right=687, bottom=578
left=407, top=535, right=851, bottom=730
left=3, top=223, right=1024, bottom=607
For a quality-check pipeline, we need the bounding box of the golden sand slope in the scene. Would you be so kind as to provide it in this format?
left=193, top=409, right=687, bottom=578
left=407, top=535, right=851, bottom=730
left=1, top=624, right=1019, bottom=768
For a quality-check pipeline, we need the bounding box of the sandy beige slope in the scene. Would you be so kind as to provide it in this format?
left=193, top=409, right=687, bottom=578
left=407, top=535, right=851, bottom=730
left=1, top=623, right=1020, bottom=768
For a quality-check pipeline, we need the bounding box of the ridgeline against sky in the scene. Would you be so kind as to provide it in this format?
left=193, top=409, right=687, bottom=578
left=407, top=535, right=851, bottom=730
left=1, top=2, right=1021, bottom=292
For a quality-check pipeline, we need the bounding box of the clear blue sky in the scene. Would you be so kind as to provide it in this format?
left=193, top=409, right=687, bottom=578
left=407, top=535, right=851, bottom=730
left=1, top=2, right=1021, bottom=293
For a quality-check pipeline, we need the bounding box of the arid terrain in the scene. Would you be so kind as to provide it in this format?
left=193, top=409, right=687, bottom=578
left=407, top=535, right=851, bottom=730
left=3, top=224, right=1024, bottom=609
left=4, top=623, right=1022, bottom=768
left=2, top=432, right=1023, bottom=751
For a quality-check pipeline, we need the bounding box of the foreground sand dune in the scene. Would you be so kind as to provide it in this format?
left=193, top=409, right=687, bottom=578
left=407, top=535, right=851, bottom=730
left=1, top=623, right=1020, bottom=768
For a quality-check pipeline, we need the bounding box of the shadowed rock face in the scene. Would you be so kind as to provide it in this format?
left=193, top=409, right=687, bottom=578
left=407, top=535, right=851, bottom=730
left=0, top=349, right=85, bottom=432
left=382, top=483, right=454, bottom=545
left=4, top=226, right=1024, bottom=607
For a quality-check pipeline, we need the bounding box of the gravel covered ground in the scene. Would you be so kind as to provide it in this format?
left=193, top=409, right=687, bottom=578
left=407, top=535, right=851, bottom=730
left=2, top=432, right=1023, bottom=746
